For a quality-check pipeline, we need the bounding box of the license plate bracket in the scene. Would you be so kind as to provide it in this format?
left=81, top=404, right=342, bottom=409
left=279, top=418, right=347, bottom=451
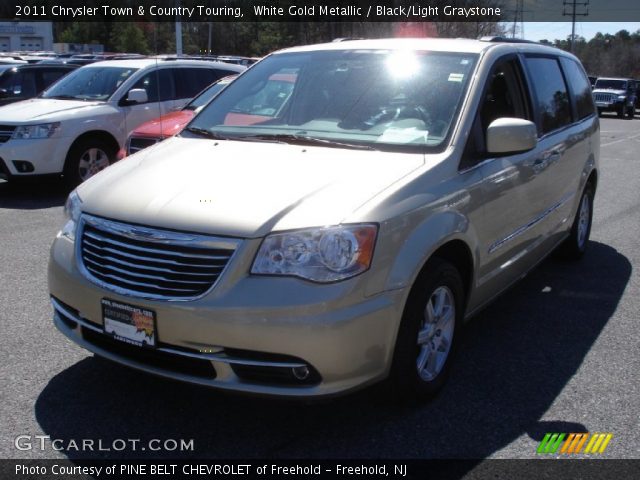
left=101, top=298, right=156, bottom=348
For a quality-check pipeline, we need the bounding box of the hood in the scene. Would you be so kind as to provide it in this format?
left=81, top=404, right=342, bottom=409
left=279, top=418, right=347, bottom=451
left=78, top=136, right=425, bottom=238
left=592, top=88, right=626, bottom=95
left=0, top=98, right=104, bottom=123
left=130, top=110, right=194, bottom=138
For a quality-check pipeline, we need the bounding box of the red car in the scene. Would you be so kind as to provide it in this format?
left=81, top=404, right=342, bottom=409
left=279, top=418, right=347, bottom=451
left=124, top=75, right=237, bottom=156
left=124, top=72, right=297, bottom=156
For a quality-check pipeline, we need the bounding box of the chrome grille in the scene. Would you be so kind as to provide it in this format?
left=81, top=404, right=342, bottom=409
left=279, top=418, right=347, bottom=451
left=593, top=92, right=615, bottom=103
left=78, top=215, right=238, bottom=300
left=127, top=136, right=161, bottom=155
left=0, top=125, right=16, bottom=143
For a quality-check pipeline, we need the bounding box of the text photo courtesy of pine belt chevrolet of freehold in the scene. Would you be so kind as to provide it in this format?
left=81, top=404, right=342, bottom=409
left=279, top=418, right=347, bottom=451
left=47, top=37, right=598, bottom=399
left=0, top=58, right=245, bottom=184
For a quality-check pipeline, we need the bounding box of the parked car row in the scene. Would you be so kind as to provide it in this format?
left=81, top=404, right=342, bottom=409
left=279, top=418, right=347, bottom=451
left=0, top=57, right=245, bottom=184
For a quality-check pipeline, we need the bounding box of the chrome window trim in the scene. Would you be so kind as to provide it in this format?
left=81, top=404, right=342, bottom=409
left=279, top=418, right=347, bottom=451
left=75, top=213, right=241, bottom=302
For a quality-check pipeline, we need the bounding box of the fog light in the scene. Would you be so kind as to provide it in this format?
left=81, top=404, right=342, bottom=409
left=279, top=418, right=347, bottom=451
left=12, top=160, right=34, bottom=173
left=292, top=366, right=310, bottom=380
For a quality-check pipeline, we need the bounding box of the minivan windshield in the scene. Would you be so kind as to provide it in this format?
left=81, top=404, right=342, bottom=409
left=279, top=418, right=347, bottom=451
left=594, top=79, right=628, bottom=90
left=187, top=49, right=478, bottom=151
left=42, top=66, right=137, bottom=101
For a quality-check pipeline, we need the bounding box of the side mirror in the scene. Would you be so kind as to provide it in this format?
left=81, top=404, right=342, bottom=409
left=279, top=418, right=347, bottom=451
left=486, top=117, right=537, bottom=154
left=124, top=88, right=148, bottom=105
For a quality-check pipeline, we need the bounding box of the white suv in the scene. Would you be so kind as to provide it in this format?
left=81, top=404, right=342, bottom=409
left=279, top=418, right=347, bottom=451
left=0, top=59, right=245, bottom=185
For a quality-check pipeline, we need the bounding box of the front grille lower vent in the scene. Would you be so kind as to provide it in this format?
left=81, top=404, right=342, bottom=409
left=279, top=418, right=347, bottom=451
left=127, top=136, right=160, bottom=155
left=78, top=215, right=238, bottom=300
left=0, top=125, right=16, bottom=143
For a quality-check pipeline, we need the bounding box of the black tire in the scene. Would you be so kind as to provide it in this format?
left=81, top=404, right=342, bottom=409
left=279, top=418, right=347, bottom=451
left=597, top=109, right=603, bottom=117
left=557, top=183, right=594, bottom=260
left=385, top=257, right=465, bottom=401
left=616, top=107, right=624, bottom=118
left=626, top=106, right=635, bottom=119
left=63, top=138, right=116, bottom=187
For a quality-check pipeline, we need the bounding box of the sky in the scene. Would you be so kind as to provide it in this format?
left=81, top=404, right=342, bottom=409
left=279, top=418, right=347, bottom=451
left=521, top=22, right=640, bottom=42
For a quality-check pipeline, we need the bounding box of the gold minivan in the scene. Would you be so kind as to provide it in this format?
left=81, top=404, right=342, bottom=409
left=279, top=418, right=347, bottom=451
left=48, top=38, right=599, bottom=398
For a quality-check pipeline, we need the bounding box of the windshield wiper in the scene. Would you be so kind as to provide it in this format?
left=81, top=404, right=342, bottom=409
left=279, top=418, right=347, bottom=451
left=184, top=127, right=230, bottom=140
left=239, top=133, right=377, bottom=150
left=46, top=94, right=81, bottom=100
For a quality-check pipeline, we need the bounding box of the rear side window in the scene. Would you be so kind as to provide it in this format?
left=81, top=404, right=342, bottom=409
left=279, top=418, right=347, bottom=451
left=560, top=58, right=595, bottom=120
left=174, top=68, right=219, bottom=99
left=524, top=57, right=572, bottom=135
left=40, top=69, right=70, bottom=90
left=0, top=70, right=37, bottom=98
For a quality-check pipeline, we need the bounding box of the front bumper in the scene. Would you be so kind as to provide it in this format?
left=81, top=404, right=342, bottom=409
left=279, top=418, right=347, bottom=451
left=48, top=233, right=406, bottom=397
left=594, top=99, right=631, bottom=112
left=0, top=136, right=72, bottom=176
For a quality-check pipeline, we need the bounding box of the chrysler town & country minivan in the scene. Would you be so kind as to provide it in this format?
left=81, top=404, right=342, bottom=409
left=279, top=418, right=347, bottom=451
left=48, top=38, right=599, bottom=399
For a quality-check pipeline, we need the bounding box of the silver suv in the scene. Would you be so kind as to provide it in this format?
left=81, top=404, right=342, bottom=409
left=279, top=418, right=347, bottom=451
left=592, top=77, right=636, bottom=119
left=48, top=38, right=599, bottom=399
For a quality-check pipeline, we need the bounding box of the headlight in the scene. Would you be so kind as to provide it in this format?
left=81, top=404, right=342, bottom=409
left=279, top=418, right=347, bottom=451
left=251, top=224, right=378, bottom=283
left=12, top=122, right=60, bottom=139
left=618, top=95, right=627, bottom=101
left=59, top=190, right=82, bottom=240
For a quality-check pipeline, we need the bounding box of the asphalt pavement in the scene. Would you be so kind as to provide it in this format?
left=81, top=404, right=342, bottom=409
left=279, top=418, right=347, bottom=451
left=0, top=116, right=638, bottom=465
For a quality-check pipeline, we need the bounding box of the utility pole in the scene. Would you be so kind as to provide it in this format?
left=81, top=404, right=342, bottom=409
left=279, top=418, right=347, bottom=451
left=563, top=0, right=589, bottom=52
left=175, top=0, right=182, bottom=56
left=511, top=0, right=523, bottom=38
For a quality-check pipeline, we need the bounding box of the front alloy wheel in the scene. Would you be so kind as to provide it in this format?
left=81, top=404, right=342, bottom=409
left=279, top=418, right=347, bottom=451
left=386, top=257, right=464, bottom=400
left=77, top=147, right=110, bottom=181
left=64, top=138, right=116, bottom=187
left=416, top=286, right=455, bottom=382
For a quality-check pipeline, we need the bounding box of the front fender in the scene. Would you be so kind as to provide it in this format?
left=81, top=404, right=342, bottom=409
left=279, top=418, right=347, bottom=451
left=365, top=210, right=480, bottom=297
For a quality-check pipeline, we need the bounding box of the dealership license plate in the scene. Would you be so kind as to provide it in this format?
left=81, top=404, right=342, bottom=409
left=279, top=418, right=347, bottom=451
left=101, top=298, right=156, bottom=348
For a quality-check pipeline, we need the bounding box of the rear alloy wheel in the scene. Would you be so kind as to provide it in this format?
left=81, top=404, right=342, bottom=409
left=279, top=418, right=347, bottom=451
left=64, top=138, right=115, bottom=186
left=386, top=258, right=464, bottom=400
left=558, top=184, right=594, bottom=260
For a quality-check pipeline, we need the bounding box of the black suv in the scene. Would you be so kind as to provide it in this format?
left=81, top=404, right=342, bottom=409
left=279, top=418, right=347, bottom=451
left=0, top=64, right=78, bottom=106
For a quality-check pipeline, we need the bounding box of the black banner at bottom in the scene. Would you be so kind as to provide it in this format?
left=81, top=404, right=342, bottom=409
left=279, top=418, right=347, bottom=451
left=1, top=459, right=639, bottom=480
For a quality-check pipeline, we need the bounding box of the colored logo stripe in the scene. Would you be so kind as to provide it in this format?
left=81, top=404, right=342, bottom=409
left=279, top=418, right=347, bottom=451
left=537, top=433, right=566, bottom=454
left=537, top=433, right=613, bottom=455
left=584, top=433, right=613, bottom=454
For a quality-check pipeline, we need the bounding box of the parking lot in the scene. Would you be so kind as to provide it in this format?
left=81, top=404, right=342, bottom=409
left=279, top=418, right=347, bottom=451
left=0, top=116, right=638, bottom=462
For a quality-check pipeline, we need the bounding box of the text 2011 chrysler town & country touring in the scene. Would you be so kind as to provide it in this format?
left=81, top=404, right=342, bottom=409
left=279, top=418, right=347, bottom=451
left=48, top=38, right=599, bottom=398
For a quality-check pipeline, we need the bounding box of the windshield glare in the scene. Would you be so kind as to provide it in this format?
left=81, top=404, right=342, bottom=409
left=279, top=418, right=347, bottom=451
left=188, top=50, right=478, bottom=150
left=595, top=79, right=628, bottom=90
left=42, top=66, right=137, bottom=101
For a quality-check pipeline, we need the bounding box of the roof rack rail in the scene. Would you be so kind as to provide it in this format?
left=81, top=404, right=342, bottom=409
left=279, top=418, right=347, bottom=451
left=479, top=36, right=540, bottom=45
left=331, top=37, right=364, bottom=43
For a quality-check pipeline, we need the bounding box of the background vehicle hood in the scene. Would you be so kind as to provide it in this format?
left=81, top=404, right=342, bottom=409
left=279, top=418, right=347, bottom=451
left=0, top=98, right=104, bottom=123
left=78, top=136, right=425, bottom=238
left=592, top=88, right=626, bottom=95
left=131, top=110, right=194, bottom=138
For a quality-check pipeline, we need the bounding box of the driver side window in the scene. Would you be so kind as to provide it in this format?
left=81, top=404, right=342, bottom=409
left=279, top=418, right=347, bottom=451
left=461, top=58, right=530, bottom=170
